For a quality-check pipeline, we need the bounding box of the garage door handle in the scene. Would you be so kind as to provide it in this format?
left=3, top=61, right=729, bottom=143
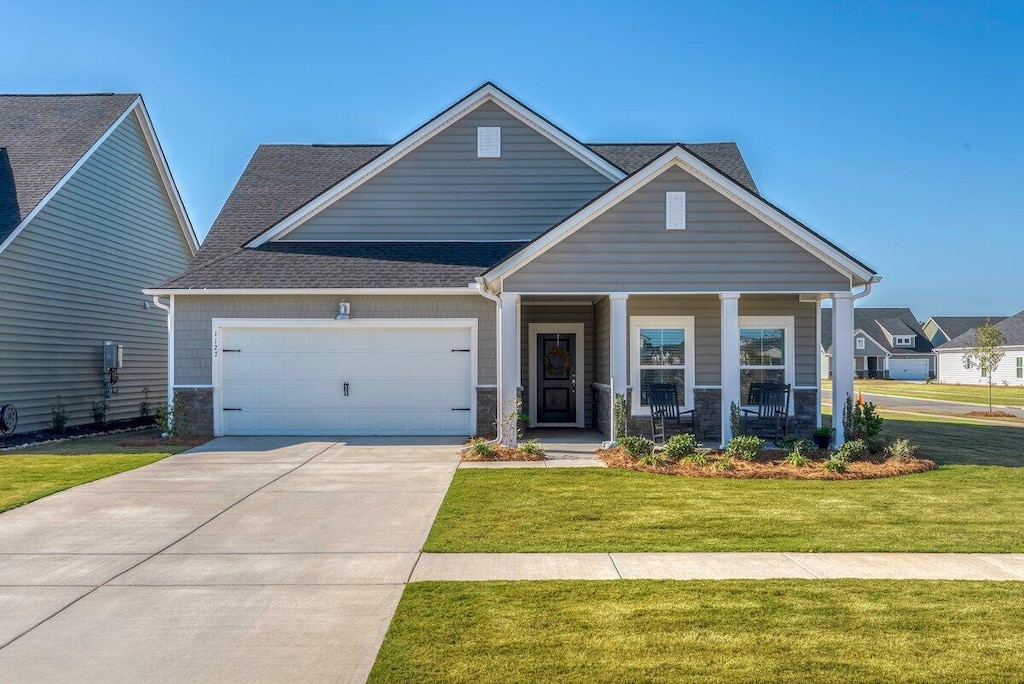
left=451, top=349, right=471, bottom=352
left=451, top=408, right=471, bottom=411
left=222, top=408, right=242, bottom=411
left=343, top=382, right=350, bottom=396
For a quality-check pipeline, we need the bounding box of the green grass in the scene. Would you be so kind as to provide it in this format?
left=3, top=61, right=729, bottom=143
left=370, top=580, right=1024, bottom=683
left=824, top=378, right=1024, bottom=406
left=0, top=431, right=191, bottom=513
left=425, top=413, right=1024, bottom=552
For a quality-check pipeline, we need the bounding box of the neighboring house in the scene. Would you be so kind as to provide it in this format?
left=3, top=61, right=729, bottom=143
left=934, top=311, right=1024, bottom=386
left=0, top=94, right=198, bottom=433
left=923, top=316, right=1006, bottom=347
left=146, top=83, right=877, bottom=446
left=821, top=308, right=934, bottom=381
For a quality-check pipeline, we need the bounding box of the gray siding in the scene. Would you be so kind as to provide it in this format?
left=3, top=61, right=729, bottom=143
left=0, top=112, right=193, bottom=432
left=520, top=302, right=594, bottom=424
left=174, top=294, right=497, bottom=386
left=504, top=166, right=851, bottom=293
left=593, top=296, right=609, bottom=384
left=283, top=101, right=613, bottom=242
left=854, top=331, right=888, bottom=358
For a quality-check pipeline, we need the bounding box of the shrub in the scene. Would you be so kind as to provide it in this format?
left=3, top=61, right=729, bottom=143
left=714, top=455, right=736, bottom=471
left=139, top=387, right=151, bottom=419
left=155, top=394, right=193, bottom=436
left=663, top=433, right=698, bottom=460
left=50, top=396, right=68, bottom=433
left=865, top=435, right=889, bottom=455
left=683, top=451, right=711, bottom=467
left=839, top=439, right=869, bottom=461
left=620, top=435, right=654, bottom=459
left=783, top=442, right=810, bottom=467
left=517, top=439, right=544, bottom=457
left=725, top=435, right=764, bottom=461
left=886, top=438, right=918, bottom=463
left=824, top=453, right=849, bottom=473
left=91, top=400, right=107, bottom=425
left=469, top=438, right=496, bottom=458
left=637, top=450, right=670, bottom=467
left=843, top=396, right=884, bottom=442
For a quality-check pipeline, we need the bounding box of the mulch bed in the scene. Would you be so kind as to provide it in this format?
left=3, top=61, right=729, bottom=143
left=117, top=435, right=213, bottom=448
left=0, top=417, right=157, bottom=450
left=964, top=411, right=1017, bottom=418
left=461, top=445, right=546, bottom=462
left=599, top=447, right=936, bottom=480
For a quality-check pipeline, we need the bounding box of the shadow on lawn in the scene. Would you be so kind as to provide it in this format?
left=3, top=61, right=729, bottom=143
left=880, top=417, right=1024, bottom=467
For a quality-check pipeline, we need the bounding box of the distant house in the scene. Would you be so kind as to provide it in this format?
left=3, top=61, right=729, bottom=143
left=923, top=316, right=1006, bottom=347
left=821, top=307, right=934, bottom=381
left=934, top=311, right=1024, bottom=386
left=0, top=94, right=198, bottom=433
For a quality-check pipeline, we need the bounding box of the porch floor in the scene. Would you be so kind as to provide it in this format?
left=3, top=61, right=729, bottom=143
left=526, top=429, right=605, bottom=461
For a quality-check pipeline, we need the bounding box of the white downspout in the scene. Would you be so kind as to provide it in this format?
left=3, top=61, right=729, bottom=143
left=471, top=279, right=502, bottom=448
left=151, top=294, right=174, bottom=431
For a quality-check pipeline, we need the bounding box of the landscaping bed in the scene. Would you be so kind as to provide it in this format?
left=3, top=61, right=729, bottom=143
left=599, top=445, right=935, bottom=480
left=461, top=438, right=545, bottom=462
left=0, top=417, right=157, bottom=451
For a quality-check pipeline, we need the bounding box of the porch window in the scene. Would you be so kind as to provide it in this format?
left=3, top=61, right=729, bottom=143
left=630, top=316, right=694, bottom=414
left=738, top=316, right=795, bottom=407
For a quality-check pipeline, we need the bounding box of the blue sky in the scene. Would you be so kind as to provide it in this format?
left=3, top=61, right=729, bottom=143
left=2, top=0, right=1022, bottom=315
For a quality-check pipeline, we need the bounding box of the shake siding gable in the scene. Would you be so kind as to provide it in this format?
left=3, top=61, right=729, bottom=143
left=281, top=101, right=614, bottom=243
left=0, top=112, right=193, bottom=431
left=502, top=166, right=851, bottom=293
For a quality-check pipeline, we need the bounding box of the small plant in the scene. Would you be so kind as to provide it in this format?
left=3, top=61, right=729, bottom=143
left=683, top=451, right=711, bottom=467
left=517, top=439, right=544, bottom=457
left=613, top=393, right=629, bottom=440
left=714, top=455, right=736, bottom=471
left=470, top=438, right=496, bottom=458
left=839, top=439, right=869, bottom=461
left=729, top=401, right=742, bottom=438
left=50, top=396, right=68, bottom=433
left=885, top=438, right=918, bottom=463
left=783, top=442, right=810, bottom=467
left=725, top=435, right=764, bottom=461
left=620, top=435, right=655, bottom=459
left=824, top=453, right=849, bottom=473
left=139, top=387, right=151, bottom=418
left=864, top=435, right=889, bottom=455
left=637, top=450, right=669, bottom=467
left=155, top=393, right=193, bottom=436
left=496, top=397, right=525, bottom=445
left=662, top=433, right=698, bottom=460
left=812, top=425, right=833, bottom=449
left=91, top=400, right=108, bottom=425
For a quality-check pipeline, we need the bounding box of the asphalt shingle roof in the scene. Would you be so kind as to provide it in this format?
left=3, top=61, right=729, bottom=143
left=821, top=307, right=934, bottom=355
left=937, top=310, right=1024, bottom=350
left=929, top=316, right=1007, bottom=343
left=0, top=94, right=138, bottom=245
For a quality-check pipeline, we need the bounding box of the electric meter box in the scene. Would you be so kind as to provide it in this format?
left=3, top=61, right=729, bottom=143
left=103, top=341, right=123, bottom=370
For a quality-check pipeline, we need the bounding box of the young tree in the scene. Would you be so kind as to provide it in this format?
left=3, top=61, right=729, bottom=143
left=961, top=321, right=1007, bottom=413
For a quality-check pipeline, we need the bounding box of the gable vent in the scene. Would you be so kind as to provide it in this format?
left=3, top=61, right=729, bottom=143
left=666, top=191, right=686, bottom=230
left=477, top=127, right=501, bottom=158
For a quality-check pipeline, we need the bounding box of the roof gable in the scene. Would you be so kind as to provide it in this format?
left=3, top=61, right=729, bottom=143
left=245, top=83, right=626, bottom=248
left=927, top=316, right=1007, bottom=342
left=824, top=307, right=932, bottom=354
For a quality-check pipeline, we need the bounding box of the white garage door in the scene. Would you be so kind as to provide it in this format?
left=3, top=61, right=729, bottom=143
left=889, top=358, right=930, bottom=381
left=216, top=324, right=473, bottom=436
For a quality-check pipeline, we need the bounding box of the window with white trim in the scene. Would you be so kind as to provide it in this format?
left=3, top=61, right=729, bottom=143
left=893, top=335, right=914, bottom=347
left=477, top=127, right=501, bottom=158
left=666, top=191, right=686, bottom=230
left=739, top=316, right=795, bottom=408
left=630, top=316, right=695, bottom=414
left=856, top=337, right=866, bottom=350
left=1017, top=357, right=1022, bottom=379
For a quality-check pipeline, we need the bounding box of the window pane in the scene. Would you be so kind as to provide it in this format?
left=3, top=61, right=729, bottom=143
left=740, top=368, right=785, bottom=405
left=740, top=328, right=785, bottom=366
left=639, top=369, right=685, bottom=407
left=639, top=328, right=685, bottom=366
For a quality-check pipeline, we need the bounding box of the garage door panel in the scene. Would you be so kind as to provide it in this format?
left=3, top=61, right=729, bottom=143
left=219, top=324, right=473, bottom=435
left=889, top=358, right=929, bottom=381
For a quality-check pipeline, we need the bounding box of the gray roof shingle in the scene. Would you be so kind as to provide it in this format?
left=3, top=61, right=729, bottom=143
left=821, top=307, right=933, bottom=355
left=928, top=316, right=1007, bottom=342
left=937, top=310, right=1024, bottom=350
left=0, top=94, right=138, bottom=245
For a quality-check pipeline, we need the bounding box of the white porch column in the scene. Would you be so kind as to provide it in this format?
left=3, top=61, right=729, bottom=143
left=720, top=293, right=741, bottom=446
left=609, top=294, right=629, bottom=417
left=498, top=292, right=520, bottom=446
left=831, top=292, right=855, bottom=446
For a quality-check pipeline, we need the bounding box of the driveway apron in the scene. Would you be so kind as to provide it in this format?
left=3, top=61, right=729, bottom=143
left=0, top=436, right=460, bottom=683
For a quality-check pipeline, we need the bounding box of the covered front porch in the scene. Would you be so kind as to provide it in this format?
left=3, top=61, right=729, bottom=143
left=494, top=291, right=857, bottom=447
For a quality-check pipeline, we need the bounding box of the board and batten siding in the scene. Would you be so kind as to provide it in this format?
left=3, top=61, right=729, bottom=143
left=0, top=112, right=193, bottom=432
left=503, top=166, right=851, bottom=293
left=282, top=101, right=613, bottom=243
left=520, top=302, right=595, bottom=424
left=173, top=294, right=497, bottom=386
left=936, top=348, right=1024, bottom=386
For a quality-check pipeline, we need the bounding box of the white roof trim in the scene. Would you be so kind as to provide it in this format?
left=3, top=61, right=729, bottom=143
left=245, top=83, right=627, bottom=248
left=133, top=98, right=200, bottom=255
left=482, top=145, right=875, bottom=285
left=0, top=97, right=199, bottom=257
left=142, top=286, right=482, bottom=296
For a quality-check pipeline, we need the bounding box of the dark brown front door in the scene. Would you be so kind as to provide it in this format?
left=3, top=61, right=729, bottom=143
left=536, top=332, right=576, bottom=424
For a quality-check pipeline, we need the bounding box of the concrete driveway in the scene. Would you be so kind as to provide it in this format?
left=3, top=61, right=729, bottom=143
left=0, top=436, right=460, bottom=683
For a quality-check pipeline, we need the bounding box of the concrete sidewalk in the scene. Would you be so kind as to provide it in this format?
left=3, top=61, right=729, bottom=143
left=411, top=552, right=1024, bottom=581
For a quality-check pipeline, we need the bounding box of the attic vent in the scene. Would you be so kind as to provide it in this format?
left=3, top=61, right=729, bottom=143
left=666, top=191, right=686, bottom=230
left=477, top=127, right=501, bottom=158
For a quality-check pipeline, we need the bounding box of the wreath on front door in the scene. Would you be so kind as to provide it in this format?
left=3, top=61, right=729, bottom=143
left=544, top=347, right=572, bottom=377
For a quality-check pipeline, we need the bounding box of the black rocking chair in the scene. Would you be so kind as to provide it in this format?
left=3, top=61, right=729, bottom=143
left=740, top=382, right=791, bottom=441
left=648, top=383, right=701, bottom=444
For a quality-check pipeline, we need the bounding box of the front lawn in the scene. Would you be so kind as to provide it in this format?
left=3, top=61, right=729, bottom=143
left=425, top=412, right=1024, bottom=553
left=370, top=580, right=1024, bottom=683
left=824, top=378, right=1024, bottom=406
left=0, top=431, right=193, bottom=513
